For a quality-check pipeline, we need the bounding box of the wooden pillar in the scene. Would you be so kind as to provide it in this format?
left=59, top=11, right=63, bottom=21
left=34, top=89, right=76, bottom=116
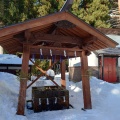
left=49, top=59, right=52, bottom=67
left=81, top=50, right=92, bottom=109
left=16, top=44, right=30, bottom=115
left=60, top=60, right=66, bottom=88
left=101, top=54, right=104, bottom=80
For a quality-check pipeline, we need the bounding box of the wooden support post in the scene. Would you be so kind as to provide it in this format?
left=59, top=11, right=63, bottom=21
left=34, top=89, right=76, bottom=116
left=16, top=44, right=30, bottom=115
left=101, top=54, right=104, bottom=80
left=49, top=59, right=52, bottom=67
left=60, top=60, right=66, bottom=88
left=81, top=50, right=92, bottom=109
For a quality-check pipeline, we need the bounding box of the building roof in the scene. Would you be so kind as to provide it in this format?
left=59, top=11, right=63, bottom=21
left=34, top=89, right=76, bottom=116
left=0, top=11, right=118, bottom=59
left=96, top=47, right=120, bottom=56
left=95, top=33, right=120, bottom=56
left=0, top=54, right=33, bottom=65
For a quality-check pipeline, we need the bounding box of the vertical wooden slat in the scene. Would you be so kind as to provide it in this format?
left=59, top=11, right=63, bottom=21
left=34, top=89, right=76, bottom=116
left=49, top=59, right=52, bottom=66
left=16, top=44, right=30, bottom=115
left=101, top=54, right=104, bottom=80
left=81, top=50, right=92, bottom=109
left=60, top=60, right=66, bottom=88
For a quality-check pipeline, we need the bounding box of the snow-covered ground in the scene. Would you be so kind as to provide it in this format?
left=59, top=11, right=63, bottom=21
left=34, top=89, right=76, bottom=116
left=0, top=72, right=120, bottom=120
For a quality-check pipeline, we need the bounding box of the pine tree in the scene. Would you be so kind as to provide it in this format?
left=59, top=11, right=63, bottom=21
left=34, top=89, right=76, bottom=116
left=0, top=0, right=27, bottom=26
left=0, top=0, right=4, bottom=27
left=0, top=0, right=65, bottom=26
left=58, top=0, right=66, bottom=10
left=71, top=0, right=113, bottom=28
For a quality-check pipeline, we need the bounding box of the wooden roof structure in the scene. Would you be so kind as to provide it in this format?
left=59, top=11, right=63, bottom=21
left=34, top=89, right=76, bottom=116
left=0, top=11, right=118, bottom=59
left=0, top=11, right=119, bottom=116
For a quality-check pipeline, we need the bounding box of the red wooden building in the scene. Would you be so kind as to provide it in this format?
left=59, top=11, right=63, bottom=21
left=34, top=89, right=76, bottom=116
left=98, top=47, right=120, bottom=83
left=97, top=28, right=120, bottom=83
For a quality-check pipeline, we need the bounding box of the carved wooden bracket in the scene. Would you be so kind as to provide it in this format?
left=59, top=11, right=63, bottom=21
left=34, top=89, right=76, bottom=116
left=55, top=20, right=76, bottom=29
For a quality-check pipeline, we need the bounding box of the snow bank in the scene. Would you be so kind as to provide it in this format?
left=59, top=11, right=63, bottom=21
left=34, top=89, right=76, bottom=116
left=0, top=72, right=120, bottom=120
left=0, top=72, right=27, bottom=120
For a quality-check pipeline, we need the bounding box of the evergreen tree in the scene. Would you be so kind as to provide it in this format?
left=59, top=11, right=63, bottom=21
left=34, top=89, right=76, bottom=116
left=71, top=0, right=113, bottom=28
left=58, top=0, right=66, bottom=10
left=0, top=0, right=4, bottom=27
left=0, top=0, right=26, bottom=26
left=0, top=0, right=65, bottom=26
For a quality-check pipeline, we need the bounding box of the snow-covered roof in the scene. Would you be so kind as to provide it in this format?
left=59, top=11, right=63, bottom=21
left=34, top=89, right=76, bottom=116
left=96, top=34, right=120, bottom=55
left=96, top=47, right=120, bottom=55
left=0, top=54, right=33, bottom=65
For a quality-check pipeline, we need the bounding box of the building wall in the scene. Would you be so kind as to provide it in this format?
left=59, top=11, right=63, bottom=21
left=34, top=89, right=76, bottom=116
left=69, top=52, right=120, bottom=82
left=0, top=64, right=32, bottom=76
left=69, top=66, right=99, bottom=82
left=68, top=35, right=120, bottom=82
left=69, top=52, right=99, bottom=82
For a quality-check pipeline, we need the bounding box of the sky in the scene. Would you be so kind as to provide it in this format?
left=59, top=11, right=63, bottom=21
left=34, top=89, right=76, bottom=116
left=0, top=71, right=120, bottom=120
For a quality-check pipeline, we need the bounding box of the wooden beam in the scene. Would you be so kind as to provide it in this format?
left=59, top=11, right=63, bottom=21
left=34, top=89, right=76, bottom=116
left=30, top=49, right=81, bottom=57
left=47, top=24, right=57, bottom=34
left=24, top=30, right=31, bottom=42
left=29, top=59, right=61, bottom=87
left=60, top=60, right=66, bottom=88
left=31, top=33, right=81, bottom=45
left=0, top=35, right=13, bottom=41
left=16, top=44, right=30, bottom=115
left=81, top=50, right=92, bottom=109
left=83, top=36, right=97, bottom=45
left=31, top=45, right=82, bottom=52
left=49, top=59, right=52, bottom=66
left=27, top=60, right=57, bottom=89
left=29, top=23, right=53, bottom=32
left=27, top=74, right=42, bottom=89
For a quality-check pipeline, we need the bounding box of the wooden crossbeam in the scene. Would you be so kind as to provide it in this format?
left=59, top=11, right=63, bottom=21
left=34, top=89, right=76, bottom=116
left=31, top=33, right=81, bottom=45
left=31, top=45, right=82, bottom=52
left=27, top=75, right=42, bottom=89
left=29, top=59, right=61, bottom=88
